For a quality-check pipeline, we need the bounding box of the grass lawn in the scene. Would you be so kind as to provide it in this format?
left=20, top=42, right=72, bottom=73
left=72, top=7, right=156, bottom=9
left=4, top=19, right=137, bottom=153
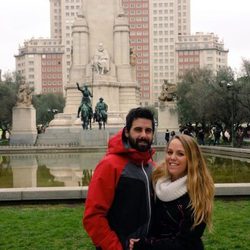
left=0, top=199, right=249, bottom=250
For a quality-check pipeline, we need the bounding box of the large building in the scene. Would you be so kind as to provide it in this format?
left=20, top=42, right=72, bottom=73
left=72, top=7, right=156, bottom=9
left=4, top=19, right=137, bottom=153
left=176, top=32, right=228, bottom=77
left=15, top=0, right=228, bottom=104
left=15, top=38, right=64, bottom=94
left=122, top=0, right=151, bottom=105
left=49, top=0, right=81, bottom=86
left=150, top=0, right=191, bottom=105
left=122, top=0, right=191, bottom=105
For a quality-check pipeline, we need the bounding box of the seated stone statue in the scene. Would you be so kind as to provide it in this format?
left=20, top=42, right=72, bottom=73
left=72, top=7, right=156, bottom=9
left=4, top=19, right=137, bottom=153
left=158, top=80, right=177, bottom=102
left=92, top=43, right=110, bottom=75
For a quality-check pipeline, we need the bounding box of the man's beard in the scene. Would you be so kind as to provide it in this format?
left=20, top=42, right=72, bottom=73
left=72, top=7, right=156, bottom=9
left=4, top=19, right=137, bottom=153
left=127, top=135, right=153, bottom=152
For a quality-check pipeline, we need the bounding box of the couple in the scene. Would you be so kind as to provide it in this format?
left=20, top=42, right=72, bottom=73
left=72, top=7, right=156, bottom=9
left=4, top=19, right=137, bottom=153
left=83, top=107, right=214, bottom=250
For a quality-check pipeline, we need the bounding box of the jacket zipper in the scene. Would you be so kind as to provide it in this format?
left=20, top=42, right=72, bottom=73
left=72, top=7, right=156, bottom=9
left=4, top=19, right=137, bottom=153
left=141, top=162, right=151, bottom=234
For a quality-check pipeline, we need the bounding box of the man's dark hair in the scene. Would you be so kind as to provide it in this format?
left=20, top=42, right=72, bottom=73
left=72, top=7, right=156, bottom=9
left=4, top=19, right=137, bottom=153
left=125, top=107, right=155, bottom=132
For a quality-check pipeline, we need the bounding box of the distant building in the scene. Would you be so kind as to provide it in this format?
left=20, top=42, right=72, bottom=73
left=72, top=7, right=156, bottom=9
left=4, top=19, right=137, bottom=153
left=14, top=0, right=228, bottom=104
left=122, top=0, right=151, bottom=106
left=149, top=0, right=191, bottom=106
left=50, top=0, right=81, bottom=85
left=176, top=32, right=228, bottom=77
left=15, top=38, right=64, bottom=94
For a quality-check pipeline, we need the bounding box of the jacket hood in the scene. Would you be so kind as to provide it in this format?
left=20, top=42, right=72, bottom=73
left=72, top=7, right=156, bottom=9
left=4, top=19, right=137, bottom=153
left=107, top=129, right=155, bottom=165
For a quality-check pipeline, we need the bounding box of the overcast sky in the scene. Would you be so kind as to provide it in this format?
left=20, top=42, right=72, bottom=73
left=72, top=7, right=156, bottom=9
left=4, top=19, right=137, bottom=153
left=0, top=0, right=249, bottom=74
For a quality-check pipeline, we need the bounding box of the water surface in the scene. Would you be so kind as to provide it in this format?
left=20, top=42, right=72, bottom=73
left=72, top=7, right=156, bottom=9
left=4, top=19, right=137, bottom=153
left=0, top=152, right=249, bottom=189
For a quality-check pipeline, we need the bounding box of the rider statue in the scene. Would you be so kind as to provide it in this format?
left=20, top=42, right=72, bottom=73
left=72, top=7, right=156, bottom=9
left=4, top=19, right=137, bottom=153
left=95, top=97, right=108, bottom=117
left=76, top=82, right=93, bottom=118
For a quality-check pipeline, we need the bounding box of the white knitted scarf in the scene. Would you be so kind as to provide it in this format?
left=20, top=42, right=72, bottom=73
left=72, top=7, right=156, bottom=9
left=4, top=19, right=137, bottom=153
left=155, top=175, right=187, bottom=202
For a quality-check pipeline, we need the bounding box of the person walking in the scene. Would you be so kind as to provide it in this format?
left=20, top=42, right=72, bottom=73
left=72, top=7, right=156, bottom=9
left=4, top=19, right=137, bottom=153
left=129, top=134, right=214, bottom=250
left=165, top=129, right=170, bottom=143
left=83, top=107, right=156, bottom=250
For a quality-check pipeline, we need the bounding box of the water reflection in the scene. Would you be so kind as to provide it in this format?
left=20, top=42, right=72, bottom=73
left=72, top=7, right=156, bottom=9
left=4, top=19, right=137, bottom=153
left=0, top=152, right=249, bottom=189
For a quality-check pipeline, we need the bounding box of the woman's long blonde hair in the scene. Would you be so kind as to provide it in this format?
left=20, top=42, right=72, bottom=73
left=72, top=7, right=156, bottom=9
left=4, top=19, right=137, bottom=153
left=152, top=134, right=214, bottom=231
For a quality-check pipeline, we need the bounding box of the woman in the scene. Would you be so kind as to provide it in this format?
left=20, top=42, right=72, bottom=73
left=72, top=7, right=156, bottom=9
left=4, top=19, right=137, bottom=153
left=130, top=134, right=214, bottom=250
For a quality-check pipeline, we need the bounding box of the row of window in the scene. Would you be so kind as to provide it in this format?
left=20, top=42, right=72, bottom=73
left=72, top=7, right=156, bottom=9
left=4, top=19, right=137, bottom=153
left=153, top=2, right=174, bottom=8
left=42, top=87, right=63, bottom=94
left=41, top=61, right=62, bottom=66
left=154, top=71, right=175, bottom=77
left=42, top=74, right=62, bottom=79
left=65, top=5, right=80, bottom=10
left=130, top=44, right=149, bottom=51
left=123, top=0, right=148, bottom=2
left=178, top=57, right=200, bottom=63
left=154, top=52, right=175, bottom=57
left=153, top=45, right=175, bottom=50
left=123, top=3, right=148, bottom=8
left=42, top=81, right=63, bottom=86
left=129, top=16, right=149, bottom=21
left=178, top=51, right=200, bottom=55
left=154, top=59, right=175, bottom=64
left=42, top=54, right=62, bottom=59
left=42, top=67, right=62, bottom=73
left=130, top=31, right=149, bottom=36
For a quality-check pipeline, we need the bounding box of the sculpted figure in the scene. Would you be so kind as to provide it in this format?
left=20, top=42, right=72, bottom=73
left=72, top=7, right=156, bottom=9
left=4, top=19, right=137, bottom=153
left=95, top=97, right=108, bottom=115
left=16, top=82, right=33, bottom=106
left=76, top=82, right=93, bottom=118
left=92, top=43, right=110, bottom=75
left=94, top=97, right=108, bottom=130
left=130, top=48, right=137, bottom=66
left=158, top=80, right=177, bottom=102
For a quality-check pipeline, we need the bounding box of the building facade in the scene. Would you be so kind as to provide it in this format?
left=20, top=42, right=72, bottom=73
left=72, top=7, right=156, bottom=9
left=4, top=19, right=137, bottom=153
left=176, top=32, right=228, bottom=77
left=122, top=0, right=151, bottom=105
left=15, top=0, right=228, bottom=105
left=15, top=38, right=64, bottom=94
left=150, top=0, right=191, bottom=105
left=49, top=0, right=81, bottom=86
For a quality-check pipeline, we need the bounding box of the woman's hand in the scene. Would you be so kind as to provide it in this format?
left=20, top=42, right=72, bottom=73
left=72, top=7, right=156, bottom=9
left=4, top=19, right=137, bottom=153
left=129, top=238, right=140, bottom=250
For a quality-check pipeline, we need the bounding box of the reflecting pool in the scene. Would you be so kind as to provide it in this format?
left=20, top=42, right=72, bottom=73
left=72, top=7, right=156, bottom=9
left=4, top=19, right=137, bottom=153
left=0, top=151, right=249, bottom=189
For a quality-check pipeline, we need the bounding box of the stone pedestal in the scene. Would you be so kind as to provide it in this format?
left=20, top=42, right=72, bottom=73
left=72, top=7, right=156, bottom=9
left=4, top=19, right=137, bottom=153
left=156, top=102, right=179, bottom=144
left=79, top=130, right=109, bottom=146
left=10, top=106, right=37, bottom=145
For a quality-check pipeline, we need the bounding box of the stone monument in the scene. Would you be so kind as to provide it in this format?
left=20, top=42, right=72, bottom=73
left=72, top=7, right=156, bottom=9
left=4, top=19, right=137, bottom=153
left=50, top=0, right=140, bottom=129
left=10, top=82, right=37, bottom=145
left=157, top=80, right=179, bottom=144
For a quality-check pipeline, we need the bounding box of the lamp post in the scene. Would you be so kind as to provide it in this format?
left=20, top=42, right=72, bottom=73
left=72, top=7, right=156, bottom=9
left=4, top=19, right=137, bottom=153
left=226, top=82, right=235, bottom=147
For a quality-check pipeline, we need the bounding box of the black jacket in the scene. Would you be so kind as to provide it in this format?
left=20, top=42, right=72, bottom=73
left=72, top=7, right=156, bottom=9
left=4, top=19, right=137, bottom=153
left=134, top=193, right=206, bottom=250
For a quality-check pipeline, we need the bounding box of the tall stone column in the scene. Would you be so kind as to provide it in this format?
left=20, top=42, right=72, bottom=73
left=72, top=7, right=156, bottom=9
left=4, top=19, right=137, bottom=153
left=69, top=12, right=89, bottom=83
left=65, top=11, right=89, bottom=115
left=113, top=14, right=131, bottom=82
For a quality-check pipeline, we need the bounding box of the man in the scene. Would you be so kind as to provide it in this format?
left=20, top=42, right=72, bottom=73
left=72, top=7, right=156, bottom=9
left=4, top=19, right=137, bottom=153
left=76, top=82, right=93, bottom=118
left=83, top=107, right=155, bottom=250
left=165, top=129, right=170, bottom=143
left=95, top=97, right=108, bottom=115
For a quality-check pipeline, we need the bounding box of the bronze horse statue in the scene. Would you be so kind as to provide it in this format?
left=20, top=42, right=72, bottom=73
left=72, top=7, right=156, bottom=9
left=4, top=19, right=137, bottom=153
left=80, top=104, right=92, bottom=130
left=94, top=110, right=107, bottom=130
